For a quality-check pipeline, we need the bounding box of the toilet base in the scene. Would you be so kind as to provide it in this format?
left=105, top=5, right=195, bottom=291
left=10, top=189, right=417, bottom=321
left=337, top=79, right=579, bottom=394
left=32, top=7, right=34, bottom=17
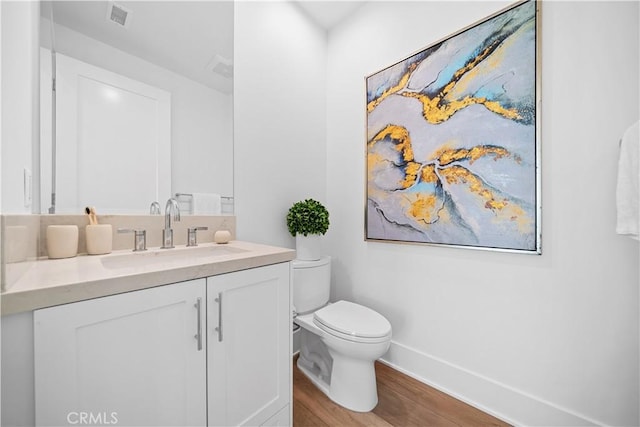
left=296, top=356, right=331, bottom=396
left=295, top=319, right=385, bottom=413
left=296, top=355, right=378, bottom=412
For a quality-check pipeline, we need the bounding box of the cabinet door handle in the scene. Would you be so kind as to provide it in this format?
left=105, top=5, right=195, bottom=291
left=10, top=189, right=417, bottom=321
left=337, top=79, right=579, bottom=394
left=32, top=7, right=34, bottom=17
left=194, top=298, right=202, bottom=351
left=215, top=293, right=223, bottom=342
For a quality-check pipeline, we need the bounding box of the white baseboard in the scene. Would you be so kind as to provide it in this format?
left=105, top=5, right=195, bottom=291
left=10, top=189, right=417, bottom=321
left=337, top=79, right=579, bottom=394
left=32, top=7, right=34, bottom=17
left=381, top=341, right=602, bottom=427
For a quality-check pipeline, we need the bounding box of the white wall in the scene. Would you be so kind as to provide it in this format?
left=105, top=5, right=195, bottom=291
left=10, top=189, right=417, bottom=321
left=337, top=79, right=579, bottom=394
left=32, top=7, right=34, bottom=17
left=1, top=1, right=40, bottom=214
left=325, top=1, right=639, bottom=426
left=234, top=1, right=638, bottom=424
left=0, top=1, right=636, bottom=425
left=234, top=1, right=327, bottom=248
left=40, top=20, right=233, bottom=207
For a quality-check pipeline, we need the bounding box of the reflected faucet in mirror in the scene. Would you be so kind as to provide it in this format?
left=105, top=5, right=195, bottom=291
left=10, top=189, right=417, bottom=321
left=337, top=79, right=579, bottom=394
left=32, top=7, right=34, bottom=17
left=150, top=201, right=161, bottom=215
left=161, top=198, right=181, bottom=249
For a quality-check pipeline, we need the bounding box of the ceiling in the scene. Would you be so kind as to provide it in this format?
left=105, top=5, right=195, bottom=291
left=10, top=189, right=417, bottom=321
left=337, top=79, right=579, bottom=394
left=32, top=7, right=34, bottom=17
left=40, top=1, right=363, bottom=94
left=41, top=1, right=234, bottom=93
left=295, top=1, right=364, bottom=30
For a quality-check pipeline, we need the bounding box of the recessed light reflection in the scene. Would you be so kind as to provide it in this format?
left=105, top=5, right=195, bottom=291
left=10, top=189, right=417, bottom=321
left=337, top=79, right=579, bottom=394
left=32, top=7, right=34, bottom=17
left=102, top=87, right=120, bottom=102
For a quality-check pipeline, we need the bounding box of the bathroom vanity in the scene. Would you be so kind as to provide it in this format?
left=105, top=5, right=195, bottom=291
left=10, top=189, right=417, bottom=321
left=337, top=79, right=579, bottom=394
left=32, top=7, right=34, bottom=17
left=1, top=241, right=295, bottom=427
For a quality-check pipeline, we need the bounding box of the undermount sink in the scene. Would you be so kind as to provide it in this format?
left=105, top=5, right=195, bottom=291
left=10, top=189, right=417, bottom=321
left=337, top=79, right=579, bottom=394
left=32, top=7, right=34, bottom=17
left=101, top=245, right=248, bottom=269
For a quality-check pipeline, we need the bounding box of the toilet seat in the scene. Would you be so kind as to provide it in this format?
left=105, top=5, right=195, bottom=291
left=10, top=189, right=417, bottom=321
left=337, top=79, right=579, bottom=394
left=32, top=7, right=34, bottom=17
left=313, top=300, right=391, bottom=344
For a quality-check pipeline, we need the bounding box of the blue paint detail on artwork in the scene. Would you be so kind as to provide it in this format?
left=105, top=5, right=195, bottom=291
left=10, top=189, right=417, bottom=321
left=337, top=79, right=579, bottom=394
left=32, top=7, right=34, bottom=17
left=406, top=181, right=437, bottom=194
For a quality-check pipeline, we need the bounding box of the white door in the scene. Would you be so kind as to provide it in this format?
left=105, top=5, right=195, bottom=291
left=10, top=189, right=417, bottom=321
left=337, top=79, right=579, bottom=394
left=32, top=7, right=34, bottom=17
left=207, top=263, right=291, bottom=426
left=48, top=51, right=171, bottom=214
left=34, top=280, right=206, bottom=427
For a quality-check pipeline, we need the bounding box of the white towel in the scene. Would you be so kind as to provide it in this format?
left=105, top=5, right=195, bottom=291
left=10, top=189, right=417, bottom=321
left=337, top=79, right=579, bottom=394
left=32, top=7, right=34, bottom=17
left=191, top=193, right=222, bottom=215
left=616, top=120, right=639, bottom=240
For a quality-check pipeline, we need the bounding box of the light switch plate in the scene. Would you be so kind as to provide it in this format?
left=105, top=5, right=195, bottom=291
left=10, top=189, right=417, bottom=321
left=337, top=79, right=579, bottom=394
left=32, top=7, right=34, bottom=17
left=24, top=168, right=32, bottom=207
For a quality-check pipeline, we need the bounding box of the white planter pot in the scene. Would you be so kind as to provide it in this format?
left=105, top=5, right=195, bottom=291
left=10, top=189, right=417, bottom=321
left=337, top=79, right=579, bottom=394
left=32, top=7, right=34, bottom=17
left=295, top=234, right=322, bottom=261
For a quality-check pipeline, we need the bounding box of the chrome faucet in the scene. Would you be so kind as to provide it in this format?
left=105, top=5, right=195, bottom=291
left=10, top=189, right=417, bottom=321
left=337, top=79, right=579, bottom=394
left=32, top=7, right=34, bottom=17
left=149, top=201, right=161, bottom=215
left=161, top=198, right=181, bottom=249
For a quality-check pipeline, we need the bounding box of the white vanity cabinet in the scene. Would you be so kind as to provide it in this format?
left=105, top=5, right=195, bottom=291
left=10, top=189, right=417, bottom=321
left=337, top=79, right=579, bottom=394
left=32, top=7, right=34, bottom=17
left=31, top=262, right=292, bottom=427
left=207, top=262, right=291, bottom=426
left=34, top=279, right=207, bottom=427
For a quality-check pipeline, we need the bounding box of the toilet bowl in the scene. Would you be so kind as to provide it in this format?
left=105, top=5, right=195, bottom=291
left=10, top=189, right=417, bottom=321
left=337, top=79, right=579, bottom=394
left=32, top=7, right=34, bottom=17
left=292, top=257, right=392, bottom=412
left=295, top=301, right=391, bottom=411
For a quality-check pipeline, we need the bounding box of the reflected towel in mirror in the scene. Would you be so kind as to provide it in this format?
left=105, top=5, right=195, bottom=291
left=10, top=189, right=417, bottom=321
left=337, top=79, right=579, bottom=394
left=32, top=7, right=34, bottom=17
left=616, top=120, right=639, bottom=240
left=192, top=193, right=222, bottom=215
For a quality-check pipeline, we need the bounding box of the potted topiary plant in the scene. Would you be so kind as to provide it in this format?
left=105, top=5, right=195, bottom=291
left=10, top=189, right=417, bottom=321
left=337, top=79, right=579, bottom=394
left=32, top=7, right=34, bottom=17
left=286, top=198, right=330, bottom=261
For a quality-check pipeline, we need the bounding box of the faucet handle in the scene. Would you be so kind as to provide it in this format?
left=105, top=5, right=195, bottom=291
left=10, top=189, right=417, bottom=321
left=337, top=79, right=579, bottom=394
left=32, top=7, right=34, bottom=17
left=187, top=227, right=208, bottom=247
left=118, top=228, right=147, bottom=252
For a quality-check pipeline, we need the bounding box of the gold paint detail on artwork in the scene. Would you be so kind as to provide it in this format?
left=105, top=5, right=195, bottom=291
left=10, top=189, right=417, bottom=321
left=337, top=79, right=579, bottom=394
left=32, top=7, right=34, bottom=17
left=421, top=165, right=438, bottom=184
left=367, top=37, right=522, bottom=124
left=407, top=193, right=438, bottom=224
left=401, top=92, right=520, bottom=124
left=401, top=162, right=421, bottom=189
left=367, top=124, right=533, bottom=233
left=436, top=145, right=521, bottom=166
left=369, top=124, right=415, bottom=163
left=440, top=165, right=532, bottom=233
left=367, top=63, right=418, bottom=113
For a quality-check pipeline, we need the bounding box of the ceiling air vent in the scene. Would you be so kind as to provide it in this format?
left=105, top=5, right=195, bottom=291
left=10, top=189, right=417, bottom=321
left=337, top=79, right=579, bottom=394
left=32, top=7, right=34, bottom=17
left=207, top=54, right=233, bottom=79
left=106, top=2, right=132, bottom=29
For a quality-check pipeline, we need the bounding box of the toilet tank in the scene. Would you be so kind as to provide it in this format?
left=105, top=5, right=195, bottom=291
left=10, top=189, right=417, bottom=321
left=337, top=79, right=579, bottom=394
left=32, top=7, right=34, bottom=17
left=292, top=256, right=331, bottom=314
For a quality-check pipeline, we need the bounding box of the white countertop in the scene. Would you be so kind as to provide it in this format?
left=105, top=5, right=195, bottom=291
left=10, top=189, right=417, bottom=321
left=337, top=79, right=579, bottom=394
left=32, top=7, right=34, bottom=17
left=1, top=241, right=295, bottom=315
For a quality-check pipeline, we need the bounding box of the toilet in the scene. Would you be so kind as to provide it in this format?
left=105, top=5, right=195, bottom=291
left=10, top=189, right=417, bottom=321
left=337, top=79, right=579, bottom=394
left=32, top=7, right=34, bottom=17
left=293, top=256, right=392, bottom=412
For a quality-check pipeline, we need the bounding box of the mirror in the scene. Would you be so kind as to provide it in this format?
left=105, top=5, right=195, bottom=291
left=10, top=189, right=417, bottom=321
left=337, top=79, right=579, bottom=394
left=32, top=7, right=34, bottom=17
left=39, top=1, right=234, bottom=215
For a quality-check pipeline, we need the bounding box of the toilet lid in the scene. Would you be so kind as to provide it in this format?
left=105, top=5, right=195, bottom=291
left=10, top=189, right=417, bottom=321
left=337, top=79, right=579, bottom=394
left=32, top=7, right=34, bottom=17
left=313, top=300, right=391, bottom=339
left=292, top=256, right=331, bottom=269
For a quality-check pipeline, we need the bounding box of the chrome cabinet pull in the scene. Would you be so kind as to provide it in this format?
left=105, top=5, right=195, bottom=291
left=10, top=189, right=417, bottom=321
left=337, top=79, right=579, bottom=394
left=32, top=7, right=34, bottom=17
left=215, top=293, right=223, bottom=342
left=194, top=298, right=202, bottom=351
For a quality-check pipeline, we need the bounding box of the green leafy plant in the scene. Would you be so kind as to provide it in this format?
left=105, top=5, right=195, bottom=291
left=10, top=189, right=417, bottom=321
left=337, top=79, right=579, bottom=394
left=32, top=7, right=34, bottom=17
left=286, top=199, right=330, bottom=237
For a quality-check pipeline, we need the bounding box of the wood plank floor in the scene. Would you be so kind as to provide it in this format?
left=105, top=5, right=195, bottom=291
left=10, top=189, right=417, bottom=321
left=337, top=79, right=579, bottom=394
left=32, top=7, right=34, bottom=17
left=293, top=356, right=510, bottom=427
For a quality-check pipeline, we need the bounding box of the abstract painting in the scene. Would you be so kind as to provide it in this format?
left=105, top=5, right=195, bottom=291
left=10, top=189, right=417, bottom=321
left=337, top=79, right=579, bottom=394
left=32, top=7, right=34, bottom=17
left=366, top=0, right=540, bottom=253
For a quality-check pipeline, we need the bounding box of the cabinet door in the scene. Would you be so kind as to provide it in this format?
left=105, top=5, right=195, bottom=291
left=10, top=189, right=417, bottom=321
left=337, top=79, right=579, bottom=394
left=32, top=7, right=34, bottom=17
left=261, top=404, right=290, bottom=427
left=34, top=279, right=207, bottom=427
left=207, top=263, right=291, bottom=426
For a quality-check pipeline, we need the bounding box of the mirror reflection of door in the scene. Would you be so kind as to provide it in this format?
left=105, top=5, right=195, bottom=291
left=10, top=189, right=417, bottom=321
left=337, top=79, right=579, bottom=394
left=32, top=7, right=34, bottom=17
left=41, top=50, right=170, bottom=214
